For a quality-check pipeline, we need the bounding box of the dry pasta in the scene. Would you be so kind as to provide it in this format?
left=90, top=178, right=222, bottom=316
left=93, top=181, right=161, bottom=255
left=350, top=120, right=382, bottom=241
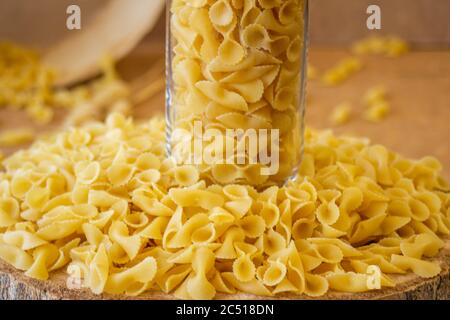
left=363, top=85, right=390, bottom=123
left=0, top=112, right=448, bottom=299
left=322, top=57, right=362, bottom=86
left=365, top=101, right=390, bottom=123
left=307, top=64, right=318, bottom=80
left=168, top=0, right=308, bottom=186
left=352, top=36, right=409, bottom=57
left=0, top=42, right=131, bottom=126
left=330, top=102, right=352, bottom=125
left=0, top=128, right=35, bottom=147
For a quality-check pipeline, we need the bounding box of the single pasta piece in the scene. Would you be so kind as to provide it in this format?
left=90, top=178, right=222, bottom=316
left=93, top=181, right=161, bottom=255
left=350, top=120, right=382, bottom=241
left=307, top=64, right=318, bottom=80
left=352, top=35, right=409, bottom=57
left=99, top=54, right=118, bottom=82
left=385, top=37, right=410, bottom=57
left=363, top=85, right=387, bottom=106
left=330, top=102, right=352, bottom=125
left=172, top=165, right=200, bottom=186
left=0, top=128, right=35, bottom=147
left=362, top=85, right=391, bottom=123
left=364, top=100, right=390, bottom=122
left=322, top=57, right=362, bottom=86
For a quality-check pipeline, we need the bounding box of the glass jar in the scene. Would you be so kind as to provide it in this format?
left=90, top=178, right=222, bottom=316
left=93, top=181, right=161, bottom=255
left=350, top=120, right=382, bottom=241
left=166, top=0, right=309, bottom=187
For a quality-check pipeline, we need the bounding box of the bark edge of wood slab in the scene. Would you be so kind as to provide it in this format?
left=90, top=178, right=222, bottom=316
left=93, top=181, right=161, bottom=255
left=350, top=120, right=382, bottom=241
left=1, top=239, right=449, bottom=300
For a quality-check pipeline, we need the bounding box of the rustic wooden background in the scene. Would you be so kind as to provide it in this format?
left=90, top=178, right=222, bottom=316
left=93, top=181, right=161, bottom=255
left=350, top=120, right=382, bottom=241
left=1, top=0, right=450, bottom=47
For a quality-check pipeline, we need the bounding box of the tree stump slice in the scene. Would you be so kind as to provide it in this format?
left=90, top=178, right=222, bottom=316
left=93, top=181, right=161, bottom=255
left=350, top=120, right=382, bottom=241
left=1, top=239, right=448, bottom=300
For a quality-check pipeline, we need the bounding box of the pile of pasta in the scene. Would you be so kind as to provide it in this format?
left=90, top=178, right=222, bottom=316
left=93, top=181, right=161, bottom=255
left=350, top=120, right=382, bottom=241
left=0, top=42, right=55, bottom=124
left=0, top=42, right=130, bottom=127
left=170, top=0, right=306, bottom=185
left=0, top=112, right=448, bottom=299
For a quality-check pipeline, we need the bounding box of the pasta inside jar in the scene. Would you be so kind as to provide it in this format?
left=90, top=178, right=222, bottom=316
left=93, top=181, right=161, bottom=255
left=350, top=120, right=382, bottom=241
left=166, top=0, right=309, bottom=187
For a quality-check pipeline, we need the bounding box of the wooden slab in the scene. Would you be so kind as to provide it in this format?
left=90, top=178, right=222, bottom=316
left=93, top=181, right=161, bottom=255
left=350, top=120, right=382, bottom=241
left=0, top=239, right=448, bottom=300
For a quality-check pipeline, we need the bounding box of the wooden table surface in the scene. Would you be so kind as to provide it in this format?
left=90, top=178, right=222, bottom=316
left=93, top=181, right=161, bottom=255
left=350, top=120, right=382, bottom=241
left=306, top=48, right=450, bottom=181
left=1, top=46, right=449, bottom=181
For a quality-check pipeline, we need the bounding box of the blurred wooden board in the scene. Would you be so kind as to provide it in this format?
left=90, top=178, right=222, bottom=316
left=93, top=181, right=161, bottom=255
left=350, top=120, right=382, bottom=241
left=2, top=0, right=450, bottom=49
left=306, top=49, right=450, bottom=181
left=308, top=0, right=450, bottom=47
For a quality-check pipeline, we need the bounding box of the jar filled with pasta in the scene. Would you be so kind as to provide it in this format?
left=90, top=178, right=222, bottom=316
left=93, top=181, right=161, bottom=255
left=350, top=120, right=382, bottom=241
left=166, top=0, right=309, bottom=187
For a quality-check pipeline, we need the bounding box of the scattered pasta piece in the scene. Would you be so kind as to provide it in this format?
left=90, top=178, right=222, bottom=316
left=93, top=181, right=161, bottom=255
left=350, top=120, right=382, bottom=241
left=362, top=85, right=391, bottom=123
left=352, top=36, right=410, bottom=57
left=0, top=112, right=448, bottom=299
left=365, top=101, right=390, bottom=122
left=363, top=85, right=387, bottom=106
left=322, top=57, right=362, bottom=86
left=307, top=64, right=318, bottom=80
left=330, top=102, right=352, bottom=125
left=0, top=128, right=35, bottom=147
